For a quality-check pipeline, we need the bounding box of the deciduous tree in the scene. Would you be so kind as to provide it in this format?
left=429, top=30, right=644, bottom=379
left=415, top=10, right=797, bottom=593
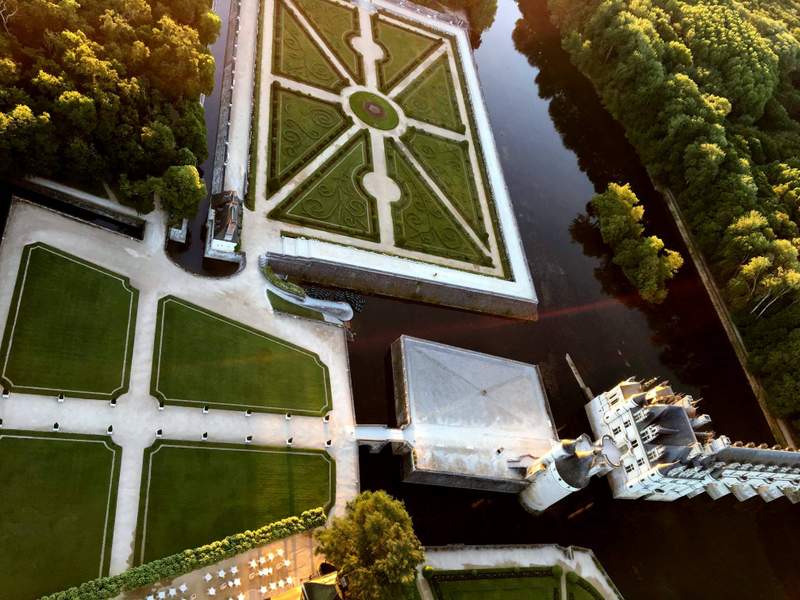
left=315, top=491, right=424, bottom=600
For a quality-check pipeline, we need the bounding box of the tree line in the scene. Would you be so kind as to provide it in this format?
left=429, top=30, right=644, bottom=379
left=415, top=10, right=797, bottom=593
left=0, top=0, right=219, bottom=218
left=547, top=0, right=800, bottom=427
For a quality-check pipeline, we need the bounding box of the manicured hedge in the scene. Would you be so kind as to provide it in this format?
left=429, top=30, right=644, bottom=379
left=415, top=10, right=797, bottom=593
left=245, top=0, right=267, bottom=211
left=40, top=508, right=327, bottom=600
left=262, top=264, right=307, bottom=299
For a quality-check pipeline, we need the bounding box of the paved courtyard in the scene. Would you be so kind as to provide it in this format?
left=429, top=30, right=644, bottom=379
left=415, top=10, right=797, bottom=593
left=0, top=200, right=359, bottom=590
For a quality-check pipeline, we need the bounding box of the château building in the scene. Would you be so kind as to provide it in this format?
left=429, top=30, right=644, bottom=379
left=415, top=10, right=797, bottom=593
left=356, top=338, right=800, bottom=511
left=585, top=378, right=800, bottom=503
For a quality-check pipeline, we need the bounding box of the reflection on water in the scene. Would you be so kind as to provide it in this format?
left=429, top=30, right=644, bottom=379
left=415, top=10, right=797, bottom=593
left=350, top=0, right=800, bottom=597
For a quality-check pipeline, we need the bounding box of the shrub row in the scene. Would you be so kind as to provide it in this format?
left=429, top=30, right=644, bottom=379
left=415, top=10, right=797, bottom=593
left=262, top=264, right=307, bottom=299
left=40, top=508, right=327, bottom=600
left=245, top=0, right=267, bottom=211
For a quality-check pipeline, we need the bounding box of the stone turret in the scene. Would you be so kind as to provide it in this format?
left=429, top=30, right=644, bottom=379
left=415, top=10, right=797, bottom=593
left=586, top=378, right=800, bottom=504
left=516, top=434, right=621, bottom=512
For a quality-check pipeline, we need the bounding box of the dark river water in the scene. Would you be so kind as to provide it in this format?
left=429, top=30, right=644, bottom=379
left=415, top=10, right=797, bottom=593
left=349, top=0, right=800, bottom=597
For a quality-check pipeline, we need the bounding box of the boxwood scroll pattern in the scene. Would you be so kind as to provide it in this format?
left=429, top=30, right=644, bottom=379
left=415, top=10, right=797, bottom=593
left=294, top=0, right=364, bottom=84
left=387, top=139, right=492, bottom=266
left=269, top=131, right=380, bottom=241
left=402, top=127, right=488, bottom=242
left=272, top=0, right=347, bottom=93
left=395, top=53, right=466, bottom=134
left=371, top=14, right=442, bottom=93
left=267, top=82, right=353, bottom=194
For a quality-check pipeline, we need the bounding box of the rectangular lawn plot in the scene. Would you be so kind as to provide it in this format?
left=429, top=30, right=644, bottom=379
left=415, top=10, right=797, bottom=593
left=0, top=243, right=138, bottom=399
left=134, top=440, right=335, bottom=564
left=430, top=572, right=562, bottom=600
left=151, top=296, right=331, bottom=414
left=0, top=430, right=121, bottom=599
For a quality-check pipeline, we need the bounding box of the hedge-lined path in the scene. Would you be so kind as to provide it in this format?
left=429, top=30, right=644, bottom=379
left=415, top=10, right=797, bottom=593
left=0, top=201, right=359, bottom=584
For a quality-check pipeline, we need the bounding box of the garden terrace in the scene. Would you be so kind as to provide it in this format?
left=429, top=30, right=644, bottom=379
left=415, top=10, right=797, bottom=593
left=0, top=430, right=122, bottom=599
left=0, top=243, right=138, bottom=400
left=134, top=440, right=335, bottom=564
left=249, top=0, right=537, bottom=318
left=427, top=567, right=605, bottom=600
left=151, top=296, right=331, bottom=415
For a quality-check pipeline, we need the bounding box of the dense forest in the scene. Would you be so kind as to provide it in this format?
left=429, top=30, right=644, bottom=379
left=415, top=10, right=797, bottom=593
left=0, top=0, right=218, bottom=217
left=546, top=0, right=800, bottom=428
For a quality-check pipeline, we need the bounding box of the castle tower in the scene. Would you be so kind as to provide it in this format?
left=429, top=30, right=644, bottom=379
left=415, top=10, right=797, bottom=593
left=585, top=378, right=800, bottom=503
left=516, top=434, right=621, bottom=512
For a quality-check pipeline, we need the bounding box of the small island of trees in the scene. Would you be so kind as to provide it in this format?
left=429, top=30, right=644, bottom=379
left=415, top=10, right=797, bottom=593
left=591, top=183, right=684, bottom=303
left=547, top=0, right=800, bottom=430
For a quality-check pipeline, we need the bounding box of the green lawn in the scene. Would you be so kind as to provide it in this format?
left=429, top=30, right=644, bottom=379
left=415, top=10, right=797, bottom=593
left=0, top=430, right=121, bottom=599
left=267, top=82, right=352, bottom=194
left=386, top=139, right=492, bottom=266
left=349, top=91, right=400, bottom=130
left=429, top=569, right=562, bottom=600
left=134, top=440, right=334, bottom=564
left=395, top=53, right=465, bottom=133
left=567, top=574, right=605, bottom=600
left=267, top=290, right=325, bottom=321
left=268, top=130, right=380, bottom=242
left=372, top=13, right=442, bottom=92
left=264, top=2, right=512, bottom=277
left=402, top=127, right=488, bottom=241
left=0, top=243, right=138, bottom=399
left=294, top=0, right=363, bottom=83
left=151, top=296, right=331, bottom=414
left=273, top=0, right=347, bottom=93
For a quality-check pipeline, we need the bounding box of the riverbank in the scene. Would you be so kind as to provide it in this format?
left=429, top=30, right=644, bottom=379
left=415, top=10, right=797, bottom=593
left=659, top=185, right=796, bottom=447
left=350, top=1, right=800, bottom=597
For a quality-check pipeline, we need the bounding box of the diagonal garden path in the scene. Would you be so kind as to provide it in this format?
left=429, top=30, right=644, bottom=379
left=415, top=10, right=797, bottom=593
left=0, top=201, right=360, bottom=577
left=262, top=0, right=503, bottom=272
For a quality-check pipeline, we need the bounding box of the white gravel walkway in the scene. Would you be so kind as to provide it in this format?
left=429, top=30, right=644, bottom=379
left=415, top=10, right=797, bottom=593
left=0, top=200, right=360, bottom=576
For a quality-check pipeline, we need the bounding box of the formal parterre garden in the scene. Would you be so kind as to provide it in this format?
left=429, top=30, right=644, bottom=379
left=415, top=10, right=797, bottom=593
left=0, top=243, right=338, bottom=597
left=0, top=430, right=122, bottom=599
left=134, top=439, right=335, bottom=564
left=151, top=295, right=331, bottom=415
left=263, top=0, right=511, bottom=277
left=0, top=243, right=138, bottom=400
left=427, top=567, right=605, bottom=600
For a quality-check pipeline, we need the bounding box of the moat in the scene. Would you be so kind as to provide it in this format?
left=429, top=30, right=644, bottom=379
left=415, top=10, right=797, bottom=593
left=2, top=0, right=797, bottom=597
left=350, top=0, right=800, bottom=598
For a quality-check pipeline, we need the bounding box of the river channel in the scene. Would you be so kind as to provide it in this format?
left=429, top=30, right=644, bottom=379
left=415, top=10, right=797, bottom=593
left=349, top=0, right=800, bottom=597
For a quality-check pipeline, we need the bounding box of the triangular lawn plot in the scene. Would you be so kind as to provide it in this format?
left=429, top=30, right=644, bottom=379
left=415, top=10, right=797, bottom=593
left=272, top=0, right=347, bottom=93
left=294, top=0, right=364, bottom=84
left=267, top=83, right=352, bottom=194
left=372, top=14, right=442, bottom=93
left=396, top=53, right=465, bottom=133
left=386, top=139, right=491, bottom=266
left=268, top=131, right=380, bottom=241
left=402, top=127, right=488, bottom=242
